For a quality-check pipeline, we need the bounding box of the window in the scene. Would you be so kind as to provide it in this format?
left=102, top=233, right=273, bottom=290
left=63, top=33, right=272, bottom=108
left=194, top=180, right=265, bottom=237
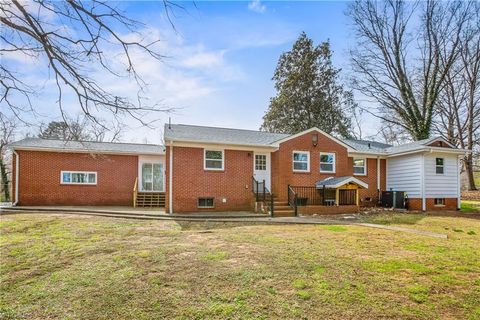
left=353, top=158, right=366, bottom=175
left=61, top=171, right=97, bottom=185
left=255, top=154, right=267, bottom=170
left=320, top=153, right=336, bottom=173
left=436, top=158, right=444, bottom=174
left=434, top=198, right=445, bottom=206
left=198, top=197, right=214, bottom=208
left=292, top=151, right=310, bottom=172
left=204, top=150, right=224, bottom=170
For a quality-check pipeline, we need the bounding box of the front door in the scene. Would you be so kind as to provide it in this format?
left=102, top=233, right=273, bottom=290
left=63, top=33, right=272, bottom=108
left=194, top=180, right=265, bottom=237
left=253, top=152, right=271, bottom=190
left=141, top=162, right=163, bottom=192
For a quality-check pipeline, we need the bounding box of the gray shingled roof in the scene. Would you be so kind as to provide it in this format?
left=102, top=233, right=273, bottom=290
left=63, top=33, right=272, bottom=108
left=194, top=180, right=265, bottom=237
left=343, top=139, right=392, bottom=153
left=9, top=138, right=164, bottom=155
left=384, top=138, right=435, bottom=154
left=315, top=176, right=368, bottom=189
left=164, top=124, right=289, bottom=147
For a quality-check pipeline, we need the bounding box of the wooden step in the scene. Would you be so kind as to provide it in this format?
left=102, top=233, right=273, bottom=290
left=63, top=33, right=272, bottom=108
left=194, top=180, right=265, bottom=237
left=135, top=192, right=165, bottom=208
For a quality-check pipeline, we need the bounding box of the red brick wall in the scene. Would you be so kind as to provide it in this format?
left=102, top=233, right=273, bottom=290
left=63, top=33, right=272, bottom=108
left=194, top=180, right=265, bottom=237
left=270, top=131, right=385, bottom=202
left=408, top=198, right=458, bottom=211
left=298, top=205, right=359, bottom=215
left=166, top=146, right=253, bottom=213
left=13, top=150, right=137, bottom=206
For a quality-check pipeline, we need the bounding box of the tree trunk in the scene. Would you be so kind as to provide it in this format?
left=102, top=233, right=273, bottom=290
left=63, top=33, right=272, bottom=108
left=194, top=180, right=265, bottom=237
left=464, top=154, right=478, bottom=191
left=0, top=157, right=10, bottom=202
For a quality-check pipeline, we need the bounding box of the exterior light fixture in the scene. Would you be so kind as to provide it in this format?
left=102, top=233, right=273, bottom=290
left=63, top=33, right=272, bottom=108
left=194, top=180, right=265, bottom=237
left=312, top=133, right=318, bottom=147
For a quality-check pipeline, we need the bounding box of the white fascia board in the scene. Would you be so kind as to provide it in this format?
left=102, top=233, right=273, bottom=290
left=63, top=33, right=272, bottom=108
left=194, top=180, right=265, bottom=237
left=348, top=151, right=387, bottom=158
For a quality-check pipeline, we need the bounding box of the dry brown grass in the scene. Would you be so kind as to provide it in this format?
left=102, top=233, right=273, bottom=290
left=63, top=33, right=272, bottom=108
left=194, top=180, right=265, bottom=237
left=1, top=213, right=479, bottom=319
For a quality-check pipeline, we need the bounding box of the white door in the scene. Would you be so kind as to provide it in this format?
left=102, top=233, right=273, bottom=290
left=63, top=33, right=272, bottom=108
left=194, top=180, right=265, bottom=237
left=140, top=162, right=164, bottom=192
left=253, top=152, right=271, bottom=190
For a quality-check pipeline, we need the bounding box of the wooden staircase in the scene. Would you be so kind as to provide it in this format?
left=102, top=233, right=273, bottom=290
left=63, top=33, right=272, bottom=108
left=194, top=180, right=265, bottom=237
left=135, top=192, right=165, bottom=208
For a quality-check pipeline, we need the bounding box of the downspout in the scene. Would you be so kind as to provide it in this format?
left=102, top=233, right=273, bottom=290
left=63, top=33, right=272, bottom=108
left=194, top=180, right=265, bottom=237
left=421, top=153, right=426, bottom=211
left=168, top=141, right=173, bottom=214
left=377, top=156, right=381, bottom=202
left=12, top=150, right=19, bottom=206
left=457, top=155, right=461, bottom=210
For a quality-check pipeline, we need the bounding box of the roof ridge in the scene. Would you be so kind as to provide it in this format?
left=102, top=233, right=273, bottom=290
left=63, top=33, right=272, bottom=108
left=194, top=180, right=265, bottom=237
left=167, top=123, right=290, bottom=135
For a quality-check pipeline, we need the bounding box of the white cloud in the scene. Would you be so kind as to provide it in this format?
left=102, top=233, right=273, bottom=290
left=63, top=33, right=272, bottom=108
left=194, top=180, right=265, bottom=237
left=248, top=0, right=267, bottom=13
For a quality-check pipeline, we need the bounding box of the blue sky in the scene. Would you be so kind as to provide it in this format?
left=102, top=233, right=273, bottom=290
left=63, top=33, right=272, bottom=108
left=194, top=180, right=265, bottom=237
left=5, top=1, right=379, bottom=144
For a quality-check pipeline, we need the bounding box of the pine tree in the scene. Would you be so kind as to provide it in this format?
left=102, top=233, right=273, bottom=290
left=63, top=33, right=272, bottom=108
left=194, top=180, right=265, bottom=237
left=261, top=32, right=353, bottom=137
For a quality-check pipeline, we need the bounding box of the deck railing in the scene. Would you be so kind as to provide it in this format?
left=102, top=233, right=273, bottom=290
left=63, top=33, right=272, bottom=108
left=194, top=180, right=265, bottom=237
left=133, top=177, right=138, bottom=208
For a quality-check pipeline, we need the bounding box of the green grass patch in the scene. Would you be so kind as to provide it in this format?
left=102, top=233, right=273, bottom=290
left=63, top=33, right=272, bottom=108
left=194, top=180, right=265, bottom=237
left=407, top=284, right=430, bottom=304
left=201, top=250, right=229, bottom=261
left=322, top=225, right=348, bottom=232
left=461, top=201, right=480, bottom=213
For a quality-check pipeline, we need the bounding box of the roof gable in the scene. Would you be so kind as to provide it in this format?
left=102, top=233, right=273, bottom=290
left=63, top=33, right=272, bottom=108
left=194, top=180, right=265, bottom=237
left=271, top=127, right=352, bottom=149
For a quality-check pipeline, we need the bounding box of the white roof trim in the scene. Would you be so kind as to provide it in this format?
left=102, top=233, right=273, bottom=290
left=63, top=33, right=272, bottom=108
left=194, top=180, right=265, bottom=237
left=270, top=127, right=353, bottom=150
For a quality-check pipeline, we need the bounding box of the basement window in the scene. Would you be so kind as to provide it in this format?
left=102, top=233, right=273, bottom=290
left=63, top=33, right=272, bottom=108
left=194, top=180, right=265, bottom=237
left=434, top=198, right=445, bottom=206
left=435, top=158, right=444, bottom=174
left=198, top=197, right=214, bottom=208
left=61, top=171, right=97, bottom=185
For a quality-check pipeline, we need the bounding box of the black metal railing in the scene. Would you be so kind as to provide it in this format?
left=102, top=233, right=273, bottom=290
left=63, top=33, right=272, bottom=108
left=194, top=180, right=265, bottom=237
left=287, top=185, right=298, bottom=216
left=252, top=176, right=274, bottom=216
left=288, top=186, right=337, bottom=206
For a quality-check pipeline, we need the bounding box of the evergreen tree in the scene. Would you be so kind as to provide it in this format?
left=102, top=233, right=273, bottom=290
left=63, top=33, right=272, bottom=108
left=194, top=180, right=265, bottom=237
left=261, top=32, right=353, bottom=137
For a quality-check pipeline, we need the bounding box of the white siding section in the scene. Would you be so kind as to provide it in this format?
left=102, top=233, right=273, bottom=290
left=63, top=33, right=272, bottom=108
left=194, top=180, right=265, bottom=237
left=424, top=153, right=459, bottom=198
left=386, top=154, right=423, bottom=198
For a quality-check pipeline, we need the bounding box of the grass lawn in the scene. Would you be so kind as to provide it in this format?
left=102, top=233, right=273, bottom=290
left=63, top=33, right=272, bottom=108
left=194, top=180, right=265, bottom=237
left=1, top=214, right=479, bottom=319
left=462, top=200, right=480, bottom=213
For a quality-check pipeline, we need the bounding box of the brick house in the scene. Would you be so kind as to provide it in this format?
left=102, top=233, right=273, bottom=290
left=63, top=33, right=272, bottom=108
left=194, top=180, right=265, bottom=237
left=9, top=123, right=467, bottom=214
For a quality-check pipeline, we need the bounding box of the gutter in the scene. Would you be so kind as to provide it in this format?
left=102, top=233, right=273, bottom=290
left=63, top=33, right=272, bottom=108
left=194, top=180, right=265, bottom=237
left=12, top=150, right=19, bottom=206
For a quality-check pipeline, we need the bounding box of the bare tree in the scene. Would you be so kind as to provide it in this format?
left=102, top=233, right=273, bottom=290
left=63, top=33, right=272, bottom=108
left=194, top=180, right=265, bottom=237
left=0, top=0, right=177, bottom=130
left=0, top=115, right=16, bottom=202
left=347, top=0, right=474, bottom=140
left=38, top=114, right=124, bottom=142
left=435, top=3, right=480, bottom=190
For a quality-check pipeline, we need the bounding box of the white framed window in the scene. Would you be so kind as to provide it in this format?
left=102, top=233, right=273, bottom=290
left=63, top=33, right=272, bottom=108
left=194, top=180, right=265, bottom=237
left=434, top=198, right=445, bottom=206
left=292, top=151, right=310, bottom=172
left=198, top=197, right=214, bottom=208
left=255, top=154, right=267, bottom=171
left=436, top=158, right=444, bottom=174
left=61, top=171, right=97, bottom=185
left=320, top=153, right=336, bottom=173
left=204, top=150, right=224, bottom=170
left=353, top=158, right=366, bottom=175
